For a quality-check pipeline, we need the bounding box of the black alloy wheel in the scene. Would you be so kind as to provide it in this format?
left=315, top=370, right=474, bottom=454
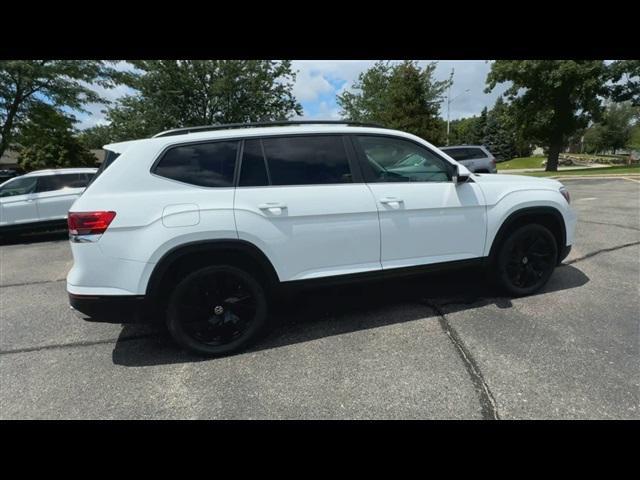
left=166, top=265, right=268, bottom=356
left=496, top=224, right=558, bottom=296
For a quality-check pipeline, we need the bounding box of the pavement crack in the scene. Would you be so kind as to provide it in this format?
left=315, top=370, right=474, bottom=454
left=578, top=220, right=640, bottom=231
left=0, top=278, right=66, bottom=288
left=423, top=299, right=501, bottom=420
left=0, top=333, right=156, bottom=356
left=563, top=241, right=640, bottom=266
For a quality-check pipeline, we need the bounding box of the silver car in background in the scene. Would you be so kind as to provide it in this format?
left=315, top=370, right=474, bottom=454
left=440, top=145, right=497, bottom=173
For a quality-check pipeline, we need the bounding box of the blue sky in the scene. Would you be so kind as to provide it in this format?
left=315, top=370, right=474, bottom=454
left=76, top=60, right=509, bottom=130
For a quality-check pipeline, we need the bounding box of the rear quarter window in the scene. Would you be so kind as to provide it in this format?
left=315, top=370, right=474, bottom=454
left=153, top=141, right=239, bottom=187
left=466, top=148, right=488, bottom=159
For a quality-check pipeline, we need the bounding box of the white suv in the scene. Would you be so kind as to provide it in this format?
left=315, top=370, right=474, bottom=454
left=67, top=122, right=576, bottom=356
left=0, top=168, right=97, bottom=234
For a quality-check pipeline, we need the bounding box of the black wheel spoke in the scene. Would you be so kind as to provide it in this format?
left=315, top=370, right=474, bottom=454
left=503, top=228, right=556, bottom=290
left=173, top=268, right=259, bottom=347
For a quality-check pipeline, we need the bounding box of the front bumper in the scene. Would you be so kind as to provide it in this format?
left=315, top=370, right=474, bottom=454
left=69, top=293, right=147, bottom=323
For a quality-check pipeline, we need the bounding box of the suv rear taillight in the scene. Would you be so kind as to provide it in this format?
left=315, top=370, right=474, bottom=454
left=68, top=211, right=116, bottom=235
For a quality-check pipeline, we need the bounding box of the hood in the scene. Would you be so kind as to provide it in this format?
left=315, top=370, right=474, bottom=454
left=472, top=173, right=563, bottom=189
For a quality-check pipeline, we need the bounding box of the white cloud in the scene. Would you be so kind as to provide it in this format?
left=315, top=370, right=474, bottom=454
left=292, top=66, right=334, bottom=102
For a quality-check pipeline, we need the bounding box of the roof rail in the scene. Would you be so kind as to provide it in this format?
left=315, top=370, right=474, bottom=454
left=152, top=120, right=386, bottom=138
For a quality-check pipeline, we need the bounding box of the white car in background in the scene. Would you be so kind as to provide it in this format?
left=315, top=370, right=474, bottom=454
left=0, top=168, right=97, bottom=234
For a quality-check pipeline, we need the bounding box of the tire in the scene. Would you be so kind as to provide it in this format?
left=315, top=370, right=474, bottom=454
left=493, top=224, right=558, bottom=297
left=166, top=265, right=268, bottom=357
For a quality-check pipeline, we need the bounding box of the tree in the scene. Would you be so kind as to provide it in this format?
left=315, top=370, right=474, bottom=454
left=597, top=101, right=638, bottom=154
left=337, top=61, right=449, bottom=145
left=16, top=104, right=96, bottom=171
left=103, top=60, right=301, bottom=141
left=77, top=124, right=115, bottom=150
left=0, top=60, right=118, bottom=159
left=583, top=102, right=639, bottom=154
left=486, top=60, right=639, bottom=171
left=483, top=97, right=517, bottom=160
left=448, top=115, right=481, bottom=145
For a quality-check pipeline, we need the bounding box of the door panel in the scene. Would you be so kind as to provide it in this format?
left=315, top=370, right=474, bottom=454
left=366, top=182, right=486, bottom=269
left=0, top=193, right=39, bottom=225
left=35, top=188, right=83, bottom=221
left=0, top=177, right=39, bottom=226
left=234, top=135, right=380, bottom=282
left=353, top=134, right=487, bottom=269
left=34, top=174, right=86, bottom=221
left=235, top=184, right=381, bottom=281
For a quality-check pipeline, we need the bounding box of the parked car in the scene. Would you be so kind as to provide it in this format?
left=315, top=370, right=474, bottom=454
left=0, top=168, right=97, bottom=233
left=67, top=121, right=575, bottom=356
left=0, top=169, right=21, bottom=183
left=440, top=145, right=497, bottom=173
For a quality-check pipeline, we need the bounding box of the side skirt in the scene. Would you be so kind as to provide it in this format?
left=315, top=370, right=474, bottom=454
left=280, top=257, right=487, bottom=292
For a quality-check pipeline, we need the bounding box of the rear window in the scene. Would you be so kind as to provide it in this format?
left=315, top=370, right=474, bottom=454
left=238, top=135, right=352, bottom=187
left=466, top=147, right=488, bottom=159
left=264, top=136, right=352, bottom=185
left=153, top=141, right=239, bottom=187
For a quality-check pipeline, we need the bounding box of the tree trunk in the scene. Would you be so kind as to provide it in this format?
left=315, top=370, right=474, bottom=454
left=0, top=93, right=23, bottom=160
left=546, top=140, right=563, bottom=172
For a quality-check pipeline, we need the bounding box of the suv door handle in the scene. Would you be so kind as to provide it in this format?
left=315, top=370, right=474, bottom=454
left=379, top=197, right=403, bottom=205
left=258, top=202, right=287, bottom=215
left=258, top=202, right=287, bottom=209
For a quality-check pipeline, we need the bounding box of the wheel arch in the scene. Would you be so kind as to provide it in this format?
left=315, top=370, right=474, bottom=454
left=145, top=239, right=281, bottom=303
left=487, top=206, right=566, bottom=264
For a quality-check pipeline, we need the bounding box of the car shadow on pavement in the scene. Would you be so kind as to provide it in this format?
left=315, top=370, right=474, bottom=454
left=111, top=263, right=590, bottom=367
left=0, top=229, right=68, bottom=246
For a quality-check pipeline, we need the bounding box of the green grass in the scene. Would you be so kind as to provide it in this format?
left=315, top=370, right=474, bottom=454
left=520, top=165, right=640, bottom=177
left=497, top=156, right=546, bottom=170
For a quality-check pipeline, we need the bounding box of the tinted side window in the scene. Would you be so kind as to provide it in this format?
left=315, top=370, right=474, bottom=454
left=0, top=177, right=37, bottom=197
left=154, top=141, right=238, bottom=187
left=443, top=148, right=468, bottom=161
left=239, top=139, right=269, bottom=187
left=36, top=175, right=67, bottom=193
left=357, top=136, right=452, bottom=183
left=466, top=148, right=487, bottom=159
left=262, top=136, right=352, bottom=186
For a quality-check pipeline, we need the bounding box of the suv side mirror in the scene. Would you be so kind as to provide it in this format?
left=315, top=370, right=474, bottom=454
left=452, top=165, right=471, bottom=185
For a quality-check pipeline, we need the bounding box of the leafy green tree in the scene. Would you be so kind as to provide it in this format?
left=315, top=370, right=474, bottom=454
left=103, top=60, right=301, bottom=141
left=597, top=101, right=638, bottom=154
left=606, top=60, right=640, bottom=106
left=448, top=116, right=480, bottom=145
left=16, top=104, right=96, bottom=171
left=337, top=61, right=449, bottom=145
left=583, top=102, right=639, bottom=154
left=486, top=60, right=639, bottom=171
left=77, top=124, right=115, bottom=150
left=0, top=60, right=118, bottom=158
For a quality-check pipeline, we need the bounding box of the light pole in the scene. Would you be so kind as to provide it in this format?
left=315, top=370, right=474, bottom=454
left=445, top=68, right=470, bottom=146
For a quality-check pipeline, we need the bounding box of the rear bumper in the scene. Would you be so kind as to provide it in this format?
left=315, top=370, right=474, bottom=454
left=68, top=293, right=147, bottom=323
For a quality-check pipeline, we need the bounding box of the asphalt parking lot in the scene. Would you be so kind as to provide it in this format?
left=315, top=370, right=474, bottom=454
left=1, top=177, right=638, bottom=419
